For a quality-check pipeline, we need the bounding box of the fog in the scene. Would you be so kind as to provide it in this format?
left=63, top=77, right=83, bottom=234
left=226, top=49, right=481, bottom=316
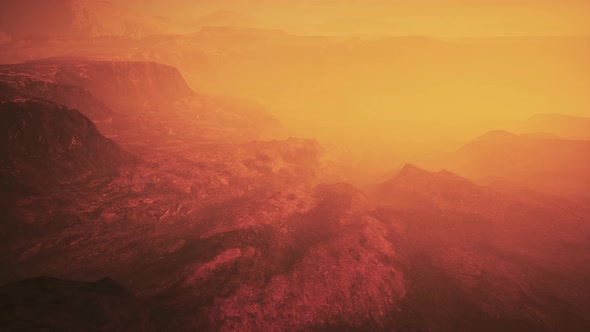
left=2, top=0, right=589, bottom=179
left=1, top=1, right=590, bottom=330
left=129, top=1, right=590, bottom=178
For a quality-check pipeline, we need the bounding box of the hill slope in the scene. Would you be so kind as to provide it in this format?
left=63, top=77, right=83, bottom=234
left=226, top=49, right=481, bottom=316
left=0, top=97, right=133, bottom=190
left=437, top=130, right=590, bottom=200
left=515, top=113, right=590, bottom=140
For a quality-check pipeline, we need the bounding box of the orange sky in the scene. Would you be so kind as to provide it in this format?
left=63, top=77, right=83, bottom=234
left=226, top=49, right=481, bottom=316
left=135, top=0, right=590, bottom=37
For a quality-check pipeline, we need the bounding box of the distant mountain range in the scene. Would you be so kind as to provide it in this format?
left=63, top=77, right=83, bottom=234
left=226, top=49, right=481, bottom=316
left=436, top=130, right=590, bottom=201
left=515, top=113, right=590, bottom=140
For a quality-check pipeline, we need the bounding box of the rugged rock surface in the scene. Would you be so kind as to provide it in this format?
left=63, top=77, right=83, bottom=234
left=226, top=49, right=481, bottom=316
left=0, top=42, right=588, bottom=332
left=0, top=58, right=193, bottom=112
left=374, top=164, right=590, bottom=332
left=3, top=150, right=589, bottom=331
left=0, top=97, right=132, bottom=191
left=0, top=59, right=282, bottom=145
left=0, top=77, right=114, bottom=122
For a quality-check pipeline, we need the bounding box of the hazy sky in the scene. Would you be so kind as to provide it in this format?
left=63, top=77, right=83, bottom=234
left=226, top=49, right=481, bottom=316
left=132, top=0, right=590, bottom=36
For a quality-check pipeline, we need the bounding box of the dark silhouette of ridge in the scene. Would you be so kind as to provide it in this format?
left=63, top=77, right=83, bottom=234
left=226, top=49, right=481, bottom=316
left=0, top=97, right=134, bottom=191
left=0, top=276, right=161, bottom=331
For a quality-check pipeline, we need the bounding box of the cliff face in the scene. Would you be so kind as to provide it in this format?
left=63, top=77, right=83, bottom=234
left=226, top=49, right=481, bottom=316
left=48, top=60, right=194, bottom=110
left=0, top=59, right=194, bottom=111
left=0, top=59, right=283, bottom=144
left=0, top=97, right=133, bottom=191
left=0, top=78, right=114, bottom=122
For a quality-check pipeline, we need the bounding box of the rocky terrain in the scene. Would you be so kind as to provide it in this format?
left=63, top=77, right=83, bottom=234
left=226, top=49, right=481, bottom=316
left=1, top=56, right=589, bottom=331
left=0, top=97, right=133, bottom=192
left=0, top=59, right=283, bottom=147
left=0, top=30, right=587, bottom=159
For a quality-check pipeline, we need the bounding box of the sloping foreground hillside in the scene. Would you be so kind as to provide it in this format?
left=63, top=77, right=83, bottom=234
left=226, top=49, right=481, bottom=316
left=0, top=97, right=133, bottom=191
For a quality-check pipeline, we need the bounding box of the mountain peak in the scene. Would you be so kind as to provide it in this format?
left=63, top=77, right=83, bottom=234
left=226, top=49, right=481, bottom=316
left=389, top=163, right=472, bottom=187
left=397, top=163, right=431, bottom=176
left=377, top=163, right=503, bottom=212
left=475, top=130, right=518, bottom=141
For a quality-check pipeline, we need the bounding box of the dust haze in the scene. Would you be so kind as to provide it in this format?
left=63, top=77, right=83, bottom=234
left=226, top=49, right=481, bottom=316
left=1, top=0, right=589, bottom=331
